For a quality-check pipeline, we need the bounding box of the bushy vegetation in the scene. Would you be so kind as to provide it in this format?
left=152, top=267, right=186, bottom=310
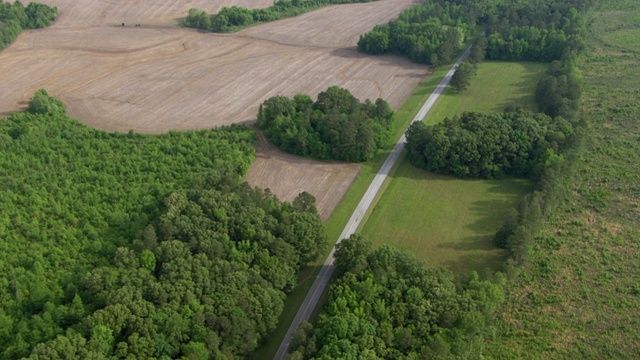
left=0, top=0, right=57, bottom=50
left=535, top=60, right=582, bottom=118
left=183, top=0, right=375, bottom=33
left=450, top=60, right=477, bottom=92
left=0, top=91, right=327, bottom=358
left=288, top=235, right=506, bottom=359
left=256, top=86, right=394, bottom=162
left=405, top=109, right=575, bottom=179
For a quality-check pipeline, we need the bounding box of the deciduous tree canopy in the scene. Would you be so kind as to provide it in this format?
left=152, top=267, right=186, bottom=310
left=0, top=91, right=326, bottom=358
left=358, top=0, right=592, bottom=65
left=257, top=86, right=394, bottom=162
left=0, top=0, right=57, bottom=50
left=288, top=235, right=506, bottom=359
left=405, top=109, right=575, bottom=179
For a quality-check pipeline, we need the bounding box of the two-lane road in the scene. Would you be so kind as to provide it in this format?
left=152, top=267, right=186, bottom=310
left=275, top=46, right=472, bottom=360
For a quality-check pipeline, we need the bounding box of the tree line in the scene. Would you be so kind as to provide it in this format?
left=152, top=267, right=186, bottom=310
left=183, top=0, right=375, bottom=33
left=0, top=91, right=327, bottom=358
left=357, top=0, right=592, bottom=64
left=257, top=86, right=394, bottom=162
left=0, top=0, right=57, bottom=50
left=288, top=235, right=506, bottom=359
left=405, top=109, right=576, bottom=179
left=358, top=2, right=473, bottom=66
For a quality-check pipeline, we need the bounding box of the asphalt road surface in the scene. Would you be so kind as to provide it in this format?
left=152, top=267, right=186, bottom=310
left=274, top=46, right=472, bottom=360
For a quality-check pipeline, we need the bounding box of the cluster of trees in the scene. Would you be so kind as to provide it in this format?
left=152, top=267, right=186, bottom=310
left=405, top=109, right=575, bottom=179
left=0, top=0, right=57, bottom=50
left=288, top=235, right=506, bottom=359
left=449, top=35, right=487, bottom=92
left=535, top=59, right=582, bottom=118
left=358, top=2, right=474, bottom=65
left=183, top=0, right=374, bottom=33
left=358, top=0, right=592, bottom=65
left=0, top=91, right=326, bottom=358
left=27, top=186, right=325, bottom=359
left=482, top=0, right=591, bottom=62
left=257, top=86, right=394, bottom=162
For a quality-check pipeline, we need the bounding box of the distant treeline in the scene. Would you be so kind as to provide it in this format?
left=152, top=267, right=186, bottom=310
left=358, top=0, right=593, bottom=65
left=358, top=2, right=473, bottom=66
left=0, top=0, right=57, bottom=50
left=257, top=86, right=394, bottom=162
left=0, top=90, right=327, bottom=359
left=288, top=235, right=507, bottom=359
left=183, top=0, right=375, bottom=33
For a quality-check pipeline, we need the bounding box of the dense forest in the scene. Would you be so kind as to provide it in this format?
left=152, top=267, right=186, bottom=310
left=288, top=235, right=506, bottom=359
left=183, top=0, right=375, bottom=33
left=405, top=109, right=576, bottom=179
left=257, top=86, right=394, bottom=162
left=0, top=0, right=57, bottom=50
left=0, top=91, right=326, bottom=358
left=358, top=0, right=593, bottom=65
left=358, top=2, right=474, bottom=65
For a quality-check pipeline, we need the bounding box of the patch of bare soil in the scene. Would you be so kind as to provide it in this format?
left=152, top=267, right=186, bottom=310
left=245, top=133, right=361, bottom=221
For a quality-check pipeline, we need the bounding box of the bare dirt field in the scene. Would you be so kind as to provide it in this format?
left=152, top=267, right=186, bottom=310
left=245, top=134, right=361, bottom=221
left=0, top=0, right=428, bottom=219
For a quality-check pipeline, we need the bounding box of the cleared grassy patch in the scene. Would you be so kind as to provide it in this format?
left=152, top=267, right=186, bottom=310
left=360, top=61, right=547, bottom=274
left=362, top=163, right=532, bottom=274
left=428, top=61, right=547, bottom=123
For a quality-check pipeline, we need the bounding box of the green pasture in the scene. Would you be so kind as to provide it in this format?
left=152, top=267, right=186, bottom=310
left=361, top=163, right=532, bottom=274
left=591, top=2, right=640, bottom=52
left=428, top=61, right=547, bottom=123
left=360, top=61, right=547, bottom=274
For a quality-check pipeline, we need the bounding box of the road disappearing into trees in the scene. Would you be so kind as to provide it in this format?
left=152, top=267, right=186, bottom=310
left=275, top=46, right=472, bottom=360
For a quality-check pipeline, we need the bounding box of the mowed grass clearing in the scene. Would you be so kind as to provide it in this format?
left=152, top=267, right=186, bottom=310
left=360, top=61, right=547, bottom=274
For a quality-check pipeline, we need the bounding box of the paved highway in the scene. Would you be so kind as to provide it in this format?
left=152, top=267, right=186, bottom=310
left=274, top=46, right=471, bottom=359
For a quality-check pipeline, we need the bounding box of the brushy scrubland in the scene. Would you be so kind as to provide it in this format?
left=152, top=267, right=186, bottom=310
left=486, top=0, right=640, bottom=357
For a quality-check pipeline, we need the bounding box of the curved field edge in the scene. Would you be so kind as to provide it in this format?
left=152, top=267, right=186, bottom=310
left=485, top=1, right=640, bottom=358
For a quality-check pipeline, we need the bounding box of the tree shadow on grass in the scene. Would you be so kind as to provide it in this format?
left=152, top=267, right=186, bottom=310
left=441, top=251, right=507, bottom=276
left=437, top=234, right=494, bottom=252
left=491, top=63, right=545, bottom=112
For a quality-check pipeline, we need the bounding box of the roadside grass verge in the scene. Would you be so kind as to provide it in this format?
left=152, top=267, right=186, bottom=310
left=486, top=2, right=640, bottom=357
left=359, top=61, right=547, bottom=274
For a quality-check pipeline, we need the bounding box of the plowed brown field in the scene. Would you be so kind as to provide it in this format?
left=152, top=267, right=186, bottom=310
left=0, top=0, right=428, bottom=219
